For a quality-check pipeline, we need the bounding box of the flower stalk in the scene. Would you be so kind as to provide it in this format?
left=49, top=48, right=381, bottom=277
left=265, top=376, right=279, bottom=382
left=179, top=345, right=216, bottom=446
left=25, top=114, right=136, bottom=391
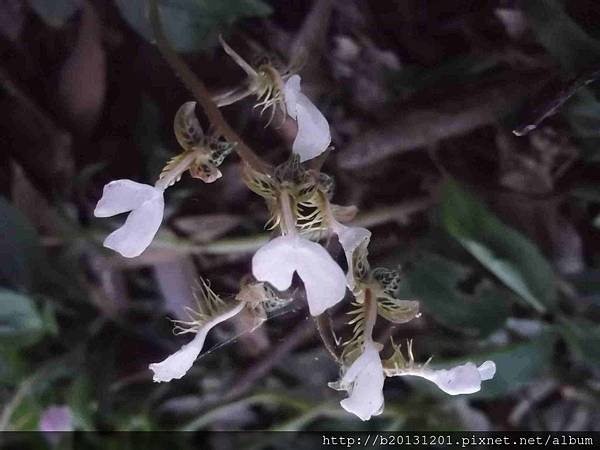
left=147, top=0, right=271, bottom=175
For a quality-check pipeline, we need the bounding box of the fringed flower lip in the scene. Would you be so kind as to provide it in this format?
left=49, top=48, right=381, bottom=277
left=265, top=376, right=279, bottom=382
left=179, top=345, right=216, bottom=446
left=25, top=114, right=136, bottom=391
left=251, top=234, right=347, bottom=316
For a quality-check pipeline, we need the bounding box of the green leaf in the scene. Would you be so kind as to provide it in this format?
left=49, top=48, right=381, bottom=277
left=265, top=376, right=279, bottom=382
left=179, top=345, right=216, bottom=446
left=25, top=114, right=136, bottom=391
left=28, top=0, right=81, bottom=28
left=557, top=318, right=600, bottom=368
left=398, top=254, right=509, bottom=337
left=0, top=197, right=45, bottom=290
left=522, top=0, right=600, bottom=72
left=441, top=179, right=557, bottom=312
left=0, top=290, right=44, bottom=348
left=114, top=0, right=272, bottom=53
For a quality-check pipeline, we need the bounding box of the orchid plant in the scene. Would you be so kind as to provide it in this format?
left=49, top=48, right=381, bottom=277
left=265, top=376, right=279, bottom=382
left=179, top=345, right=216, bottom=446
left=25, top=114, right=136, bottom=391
left=92, top=0, right=496, bottom=422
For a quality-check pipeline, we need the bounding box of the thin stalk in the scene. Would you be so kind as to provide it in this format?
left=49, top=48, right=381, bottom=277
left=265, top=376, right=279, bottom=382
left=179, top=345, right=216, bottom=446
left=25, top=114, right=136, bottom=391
left=278, top=189, right=297, bottom=236
left=363, top=287, right=378, bottom=345
left=147, top=0, right=271, bottom=174
left=314, top=313, right=341, bottom=362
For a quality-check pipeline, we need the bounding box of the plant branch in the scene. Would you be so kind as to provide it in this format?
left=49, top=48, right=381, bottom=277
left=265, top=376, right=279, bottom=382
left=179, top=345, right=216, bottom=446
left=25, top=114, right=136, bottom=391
left=147, top=0, right=271, bottom=174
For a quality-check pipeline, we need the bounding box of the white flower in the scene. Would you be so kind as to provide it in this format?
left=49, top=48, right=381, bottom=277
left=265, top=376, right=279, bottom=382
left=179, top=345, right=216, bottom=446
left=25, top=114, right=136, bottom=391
left=251, top=235, right=346, bottom=316
left=399, top=360, right=496, bottom=395
left=94, top=179, right=165, bottom=258
left=149, top=302, right=245, bottom=382
left=283, top=75, right=331, bottom=162
left=334, top=340, right=385, bottom=421
left=332, top=223, right=371, bottom=289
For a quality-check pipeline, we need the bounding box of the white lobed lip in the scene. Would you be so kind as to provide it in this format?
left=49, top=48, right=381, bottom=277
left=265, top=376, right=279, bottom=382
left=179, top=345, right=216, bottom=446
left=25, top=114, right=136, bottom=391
left=251, top=234, right=347, bottom=316
left=94, top=179, right=165, bottom=258
left=338, top=340, right=385, bottom=421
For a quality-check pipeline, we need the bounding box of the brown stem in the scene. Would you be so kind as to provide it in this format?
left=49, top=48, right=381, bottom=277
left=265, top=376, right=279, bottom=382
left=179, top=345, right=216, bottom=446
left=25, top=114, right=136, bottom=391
left=363, top=287, right=378, bottom=343
left=147, top=0, right=271, bottom=174
left=314, top=313, right=341, bottom=362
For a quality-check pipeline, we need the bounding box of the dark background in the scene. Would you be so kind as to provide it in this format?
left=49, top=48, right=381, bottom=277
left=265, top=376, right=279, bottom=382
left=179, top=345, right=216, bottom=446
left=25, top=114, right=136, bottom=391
left=1, top=0, right=600, bottom=441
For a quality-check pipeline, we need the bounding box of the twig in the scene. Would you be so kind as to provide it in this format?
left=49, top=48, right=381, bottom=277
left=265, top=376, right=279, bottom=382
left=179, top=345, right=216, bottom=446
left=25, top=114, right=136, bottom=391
left=339, top=75, right=542, bottom=170
left=147, top=0, right=271, bottom=174
left=513, top=66, right=600, bottom=136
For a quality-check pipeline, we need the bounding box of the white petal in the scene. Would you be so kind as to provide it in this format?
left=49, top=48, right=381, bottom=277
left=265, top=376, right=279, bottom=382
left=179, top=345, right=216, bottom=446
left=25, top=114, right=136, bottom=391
left=477, top=360, right=496, bottom=381
left=149, top=329, right=208, bottom=383
left=149, top=302, right=245, bottom=382
left=283, top=75, right=301, bottom=119
left=293, top=238, right=347, bottom=316
left=103, top=194, right=164, bottom=258
left=283, top=75, right=331, bottom=162
left=401, top=360, right=496, bottom=395
left=339, top=341, right=385, bottom=421
left=251, top=235, right=297, bottom=291
left=94, top=179, right=160, bottom=217
left=335, top=224, right=371, bottom=288
left=251, top=235, right=347, bottom=316
left=293, top=93, right=331, bottom=162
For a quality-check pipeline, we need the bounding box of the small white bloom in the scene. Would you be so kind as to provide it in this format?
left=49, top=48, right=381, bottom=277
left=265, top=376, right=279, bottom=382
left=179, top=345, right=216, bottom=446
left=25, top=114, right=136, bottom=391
left=94, top=179, right=165, bottom=258
left=333, top=223, right=371, bottom=289
left=283, top=75, right=331, bottom=162
left=251, top=235, right=346, bottom=316
left=399, top=360, right=496, bottom=395
left=334, top=340, right=385, bottom=421
left=149, top=302, right=245, bottom=382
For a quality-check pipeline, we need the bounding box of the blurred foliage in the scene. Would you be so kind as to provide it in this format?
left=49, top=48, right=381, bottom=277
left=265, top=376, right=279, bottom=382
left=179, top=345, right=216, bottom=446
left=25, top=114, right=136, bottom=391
left=441, top=179, right=557, bottom=313
left=114, top=0, right=272, bottom=53
left=28, top=0, right=81, bottom=28
left=398, top=254, right=509, bottom=338
left=1, top=0, right=600, bottom=443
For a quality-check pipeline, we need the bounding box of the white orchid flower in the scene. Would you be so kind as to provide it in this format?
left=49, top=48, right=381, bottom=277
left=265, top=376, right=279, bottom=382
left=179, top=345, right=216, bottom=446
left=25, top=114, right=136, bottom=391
left=330, top=287, right=384, bottom=421
left=94, top=179, right=165, bottom=258
left=94, top=101, right=228, bottom=258
left=397, top=360, right=496, bottom=395
left=334, top=340, right=385, bottom=421
left=283, top=75, right=331, bottom=162
left=150, top=302, right=245, bottom=382
left=218, top=39, right=332, bottom=160
left=251, top=234, right=347, bottom=316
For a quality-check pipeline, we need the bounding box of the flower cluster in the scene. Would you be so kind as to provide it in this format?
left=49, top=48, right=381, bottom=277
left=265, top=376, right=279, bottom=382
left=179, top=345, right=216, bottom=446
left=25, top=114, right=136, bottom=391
left=93, top=38, right=496, bottom=421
